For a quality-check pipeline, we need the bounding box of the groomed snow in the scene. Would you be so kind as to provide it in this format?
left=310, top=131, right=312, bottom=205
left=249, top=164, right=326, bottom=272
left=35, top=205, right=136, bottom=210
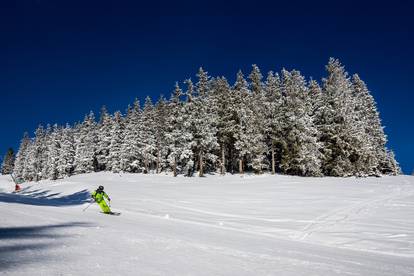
left=1, top=172, right=414, bottom=275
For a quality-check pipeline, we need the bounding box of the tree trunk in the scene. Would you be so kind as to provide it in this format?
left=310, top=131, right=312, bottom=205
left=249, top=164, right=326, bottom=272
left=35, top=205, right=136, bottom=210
left=239, top=158, right=243, bottom=174
left=173, top=159, right=177, bottom=177
left=144, top=156, right=148, bottom=174
left=271, top=141, right=275, bottom=175
left=230, top=147, right=234, bottom=174
left=156, top=148, right=161, bottom=174
left=199, top=150, right=204, bottom=177
left=221, top=144, right=225, bottom=175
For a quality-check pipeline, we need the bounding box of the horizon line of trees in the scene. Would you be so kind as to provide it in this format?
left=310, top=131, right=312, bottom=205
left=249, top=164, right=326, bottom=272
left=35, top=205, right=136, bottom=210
left=12, top=58, right=401, bottom=181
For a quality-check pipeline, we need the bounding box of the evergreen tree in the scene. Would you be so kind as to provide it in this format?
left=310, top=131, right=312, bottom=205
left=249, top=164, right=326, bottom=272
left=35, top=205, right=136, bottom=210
left=24, top=125, right=48, bottom=181
left=59, top=124, right=76, bottom=177
left=120, top=99, right=143, bottom=172
left=308, top=79, right=324, bottom=118
left=1, top=148, right=15, bottom=175
left=179, top=79, right=197, bottom=176
left=46, top=124, right=62, bottom=180
left=381, top=150, right=401, bottom=175
left=211, top=77, right=237, bottom=174
left=141, top=97, right=157, bottom=173
left=154, top=96, right=169, bottom=173
left=165, top=82, right=187, bottom=176
left=279, top=70, right=321, bottom=176
left=40, top=124, right=53, bottom=179
left=13, top=132, right=31, bottom=179
left=21, top=140, right=34, bottom=181
left=264, top=71, right=283, bottom=174
left=319, top=58, right=362, bottom=176
left=74, top=112, right=98, bottom=174
left=248, top=65, right=268, bottom=173
left=194, top=69, right=219, bottom=176
left=96, top=106, right=113, bottom=171
left=351, top=74, right=400, bottom=175
left=233, top=70, right=255, bottom=174
left=108, top=111, right=125, bottom=173
left=196, top=67, right=209, bottom=98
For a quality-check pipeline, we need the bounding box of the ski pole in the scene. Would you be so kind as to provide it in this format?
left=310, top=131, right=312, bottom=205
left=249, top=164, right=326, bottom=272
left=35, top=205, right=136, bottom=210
left=83, top=201, right=94, bottom=212
left=11, top=174, right=17, bottom=184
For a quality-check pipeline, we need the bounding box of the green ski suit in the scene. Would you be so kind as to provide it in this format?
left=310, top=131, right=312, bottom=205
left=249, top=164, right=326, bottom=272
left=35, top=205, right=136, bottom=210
left=91, top=190, right=111, bottom=213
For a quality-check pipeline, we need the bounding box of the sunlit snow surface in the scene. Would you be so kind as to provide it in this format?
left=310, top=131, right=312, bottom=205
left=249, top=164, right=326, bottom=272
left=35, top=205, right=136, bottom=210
left=1, top=172, right=413, bottom=275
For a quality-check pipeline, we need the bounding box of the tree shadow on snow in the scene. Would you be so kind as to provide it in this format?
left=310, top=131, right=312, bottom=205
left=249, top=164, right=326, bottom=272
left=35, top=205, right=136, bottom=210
left=0, top=189, right=91, bottom=206
left=0, top=222, right=93, bottom=271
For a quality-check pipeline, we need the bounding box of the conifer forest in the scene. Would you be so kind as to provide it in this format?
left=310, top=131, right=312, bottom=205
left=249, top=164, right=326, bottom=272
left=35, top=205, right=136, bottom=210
left=13, top=58, right=401, bottom=181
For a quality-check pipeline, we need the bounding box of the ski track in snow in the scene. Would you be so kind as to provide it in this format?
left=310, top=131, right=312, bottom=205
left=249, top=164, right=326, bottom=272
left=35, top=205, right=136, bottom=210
left=1, top=173, right=414, bottom=275
left=297, top=184, right=410, bottom=240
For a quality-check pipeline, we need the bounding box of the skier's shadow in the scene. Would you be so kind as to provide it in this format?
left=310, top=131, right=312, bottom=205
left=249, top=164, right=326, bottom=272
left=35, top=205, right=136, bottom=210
left=0, top=222, right=93, bottom=271
left=0, top=189, right=91, bottom=206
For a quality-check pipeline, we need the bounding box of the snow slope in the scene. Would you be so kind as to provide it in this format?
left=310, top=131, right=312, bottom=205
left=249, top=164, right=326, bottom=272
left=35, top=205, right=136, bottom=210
left=1, top=172, right=414, bottom=275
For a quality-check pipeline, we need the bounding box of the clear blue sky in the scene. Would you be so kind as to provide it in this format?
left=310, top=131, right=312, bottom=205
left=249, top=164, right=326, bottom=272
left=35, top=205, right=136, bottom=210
left=1, top=1, right=413, bottom=174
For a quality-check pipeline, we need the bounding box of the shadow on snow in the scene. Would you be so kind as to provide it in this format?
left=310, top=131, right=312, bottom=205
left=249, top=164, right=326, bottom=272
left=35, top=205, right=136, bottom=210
left=0, top=189, right=91, bottom=206
left=0, top=222, right=93, bottom=271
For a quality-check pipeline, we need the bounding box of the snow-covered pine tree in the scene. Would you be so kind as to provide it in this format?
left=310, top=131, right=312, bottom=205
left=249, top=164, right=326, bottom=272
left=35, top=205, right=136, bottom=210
left=298, top=78, right=323, bottom=176
left=1, top=148, right=15, bottom=175
left=13, top=132, right=31, bottom=179
left=165, top=82, right=187, bottom=176
left=196, top=67, right=209, bottom=98
left=233, top=70, right=255, bottom=174
left=74, top=112, right=98, bottom=174
left=279, top=70, right=322, bottom=176
left=351, top=74, right=401, bottom=175
left=264, top=71, right=283, bottom=174
left=108, top=111, right=124, bottom=173
left=24, top=125, right=48, bottom=181
left=120, top=99, right=143, bottom=172
left=46, top=124, right=62, bottom=180
left=58, top=123, right=76, bottom=177
left=22, top=140, right=34, bottom=181
left=179, top=79, right=196, bottom=176
left=154, top=96, right=169, bottom=173
left=350, top=74, right=379, bottom=176
left=248, top=65, right=268, bottom=173
left=210, top=77, right=234, bottom=174
left=194, top=69, right=219, bottom=176
left=140, top=96, right=157, bottom=173
left=40, top=124, right=53, bottom=179
left=119, top=104, right=132, bottom=171
left=319, top=58, right=363, bottom=176
left=308, top=79, right=324, bottom=119
left=381, top=150, right=401, bottom=175
left=96, top=106, right=113, bottom=171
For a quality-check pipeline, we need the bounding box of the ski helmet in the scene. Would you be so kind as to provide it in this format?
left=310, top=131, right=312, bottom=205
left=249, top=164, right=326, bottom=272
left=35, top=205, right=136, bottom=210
left=98, top=185, right=104, bottom=191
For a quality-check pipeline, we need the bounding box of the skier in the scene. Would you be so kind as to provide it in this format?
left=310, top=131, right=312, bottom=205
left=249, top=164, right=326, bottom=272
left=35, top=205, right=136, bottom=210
left=14, top=183, right=21, bottom=192
left=11, top=174, right=21, bottom=193
left=91, top=186, right=112, bottom=214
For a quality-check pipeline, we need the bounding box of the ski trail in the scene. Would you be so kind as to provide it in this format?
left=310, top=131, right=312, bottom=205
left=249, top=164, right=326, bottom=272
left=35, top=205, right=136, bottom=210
left=113, top=202, right=414, bottom=259
left=126, top=199, right=310, bottom=237
left=297, top=185, right=410, bottom=240
left=138, top=198, right=310, bottom=223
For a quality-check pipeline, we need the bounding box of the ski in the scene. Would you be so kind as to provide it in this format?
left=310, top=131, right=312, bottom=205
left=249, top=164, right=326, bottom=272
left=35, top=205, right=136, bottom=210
left=101, top=211, right=121, bottom=216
